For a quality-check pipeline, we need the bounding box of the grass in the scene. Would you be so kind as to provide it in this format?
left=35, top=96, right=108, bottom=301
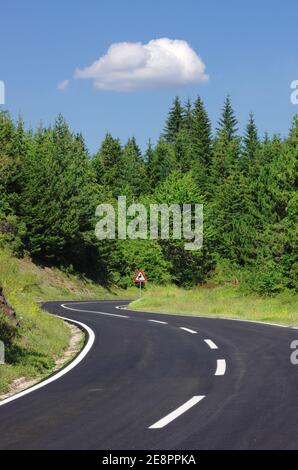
left=129, top=284, right=298, bottom=326
left=0, top=248, right=136, bottom=394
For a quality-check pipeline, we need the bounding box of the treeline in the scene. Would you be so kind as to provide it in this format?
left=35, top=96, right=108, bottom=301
left=0, top=96, right=297, bottom=292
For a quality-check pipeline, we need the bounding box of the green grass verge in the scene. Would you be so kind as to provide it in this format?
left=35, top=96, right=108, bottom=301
left=0, top=249, right=137, bottom=394
left=129, top=284, right=298, bottom=326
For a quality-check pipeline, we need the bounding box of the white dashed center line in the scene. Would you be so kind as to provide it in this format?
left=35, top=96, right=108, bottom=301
left=215, top=359, right=226, bottom=376
left=148, top=319, right=168, bottom=324
left=204, top=339, right=218, bottom=349
left=149, top=395, right=205, bottom=429
left=180, top=327, right=198, bottom=334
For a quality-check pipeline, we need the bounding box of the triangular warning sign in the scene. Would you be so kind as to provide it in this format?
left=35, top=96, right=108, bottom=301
left=133, top=270, right=147, bottom=283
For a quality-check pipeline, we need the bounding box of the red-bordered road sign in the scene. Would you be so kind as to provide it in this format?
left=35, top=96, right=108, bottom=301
left=133, top=270, right=148, bottom=283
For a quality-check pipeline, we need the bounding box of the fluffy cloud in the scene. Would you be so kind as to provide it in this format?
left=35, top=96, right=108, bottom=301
left=75, top=38, right=208, bottom=91
left=57, top=79, right=70, bottom=91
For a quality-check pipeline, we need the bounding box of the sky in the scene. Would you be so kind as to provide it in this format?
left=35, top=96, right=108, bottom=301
left=0, top=0, right=298, bottom=153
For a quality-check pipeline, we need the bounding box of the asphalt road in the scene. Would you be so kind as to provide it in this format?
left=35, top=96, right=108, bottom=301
left=0, top=300, right=298, bottom=450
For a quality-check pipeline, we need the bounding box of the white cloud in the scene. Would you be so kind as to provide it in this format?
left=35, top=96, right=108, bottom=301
left=57, top=79, right=70, bottom=91
left=74, top=38, right=209, bottom=91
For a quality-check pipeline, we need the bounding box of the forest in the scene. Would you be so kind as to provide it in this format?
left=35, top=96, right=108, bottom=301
left=0, top=96, right=297, bottom=293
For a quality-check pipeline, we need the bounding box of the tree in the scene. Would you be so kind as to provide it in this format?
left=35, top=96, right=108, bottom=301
left=145, top=139, right=154, bottom=189
left=163, top=96, right=184, bottom=143
left=210, top=96, right=240, bottom=187
left=241, top=113, right=259, bottom=175
left=20, top=116, right=99, bottom=275
left=0, top=111, right=20, bottom=215
left=93, top=133, right=122, bottom=195
left=119, top=137, right=148, bottom=197
left=216, top=95, right=238, bottom=142
left=149, top=139, right=177, bottom=187
left=191, top=96, right=213, bottom=189
left=174, top=127, right=193, bottom=173
left=182, top=98, right=193, bottom=132
left=150, top=170, right=212, bottom=286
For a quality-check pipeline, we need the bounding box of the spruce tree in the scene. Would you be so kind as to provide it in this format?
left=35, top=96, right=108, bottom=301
left=191, top=96, right=213, bottom=189
left=163, top=96, right=183, bottom=143
left=119, top=137, right=148, bottom=197
left=182, top=98, right=193, bottom=132
left=216, top=95, right=238, bottom=142
left=242, top=113, right=259, bottom=175
left=93, top=133, right=122, bottom=195
left=145, top=139, right=154, bottom=188
left=210, top=96, right=240, bottom=184
left=150, top=139, right=177, bottom=187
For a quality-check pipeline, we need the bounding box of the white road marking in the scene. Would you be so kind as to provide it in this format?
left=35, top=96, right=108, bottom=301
left=204, top=339, right=218, bottom=349
left=148, top=319, right=168, bottom=325
left=215, top=359, right=226, bottom=376
left=0, top=315, right=95, bottom=407
left=180, top=327, right=198, bottom=334
left=149, top=396, right=205, bottom=429
left=62, top=303, right=129, bottom=318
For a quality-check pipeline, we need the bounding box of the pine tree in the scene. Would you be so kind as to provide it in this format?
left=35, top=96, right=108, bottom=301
left=241, top=113, right=259, bottom=175
left=191, top=96, right=213, bottom=189
left=163, top=96, right=183, bottom=143
left=119, top=137, right=148, bottom=197
left=0, top=111, right=17, bottom=215
left=20, top=118, right=98, bottom=273
left=174, top=127, right=193, bottom=173
left=145, top=139, right=154, bottom=188
left=149, top=139, right=177, bottom=187
left=182, top=98, right=193, bottom=132
left=151, top=170, right=211, bottom=286
left=216, top=95, right=238, bottom=142
left=210, top=96, right=240, bottom=184
left=93, top=133, right=122, bottom=195
left=208, top=98, right=249, bottom=261
left=255, top=119, right=298, bottom=289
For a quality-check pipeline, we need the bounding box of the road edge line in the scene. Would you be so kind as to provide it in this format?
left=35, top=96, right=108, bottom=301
left=0, top=314, right=95, bottom=407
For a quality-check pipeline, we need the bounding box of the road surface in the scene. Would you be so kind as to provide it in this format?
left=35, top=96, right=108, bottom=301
left=0, top=300, right=298, bottom=450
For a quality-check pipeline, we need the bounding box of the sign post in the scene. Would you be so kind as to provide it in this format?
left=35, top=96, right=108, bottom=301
left=133, top=270, right=148, bottom=296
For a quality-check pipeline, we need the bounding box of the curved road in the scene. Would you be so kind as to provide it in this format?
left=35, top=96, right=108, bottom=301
left=0, top=300, right=298, bottom=449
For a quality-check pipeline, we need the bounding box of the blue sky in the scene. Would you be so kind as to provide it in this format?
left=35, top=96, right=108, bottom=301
left=0, top=0, right=297, bottom=153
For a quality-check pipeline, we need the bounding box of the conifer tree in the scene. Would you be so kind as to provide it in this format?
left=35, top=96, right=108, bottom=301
left=119, top=137, right=148, bottom=197
left=182, top=98, right=193, bottom=132
left=149, top=139, right=177, bottom=187
left=174, top=127, right=193, bottom=173
left=191, top=96, right=213, bottom=189
left=163, top=96, right=183, bottom=143
left=94, top=133, right=122, bottom=195
left=241, top=113, right=259, bottom=175
left=216, top=95, right=238, bottom=142
left=145, top=139, right=154, bottom=188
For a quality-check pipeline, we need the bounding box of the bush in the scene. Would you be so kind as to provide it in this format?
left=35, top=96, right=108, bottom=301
left=240, top=265, right=286, bottom=295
